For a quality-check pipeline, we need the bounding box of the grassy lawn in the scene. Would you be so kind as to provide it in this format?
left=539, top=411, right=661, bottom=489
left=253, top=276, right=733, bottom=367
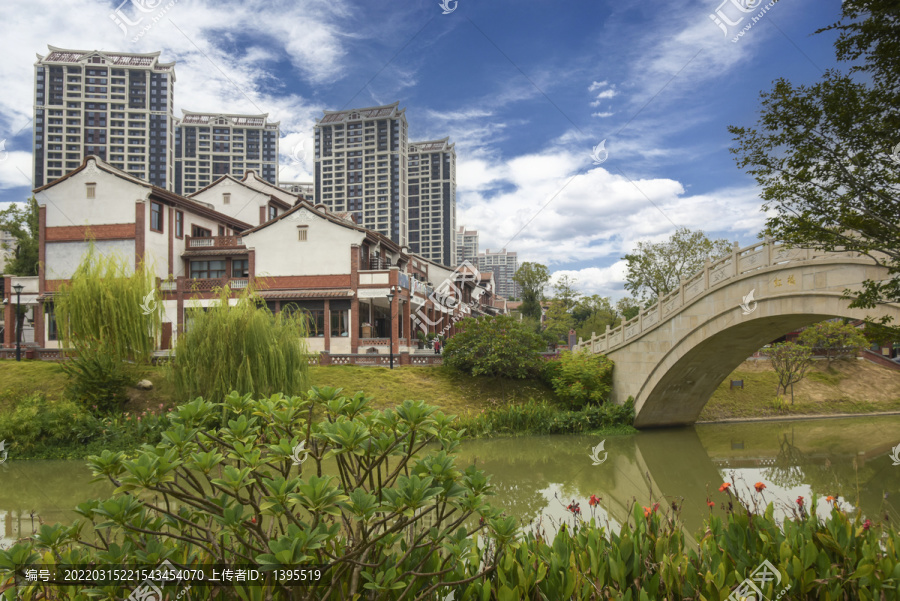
left=0, top=361, right=557, bottom=417
left=699, top=358, right=900, bottom=421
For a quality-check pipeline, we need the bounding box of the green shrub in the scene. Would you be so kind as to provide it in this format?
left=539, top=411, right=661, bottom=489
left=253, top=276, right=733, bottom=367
left=0, top=393, right=172, bottom=459
left=0, top=388, right=506, bottom=600
left=0, top=394, right=101, bottom=455
left=443, top=315, right=545, bottom=378
left=61, top=345, right=142, bottom=412
left=458, top=397, right=635, bottom=437
left=550, top=348, right=615, bottom=409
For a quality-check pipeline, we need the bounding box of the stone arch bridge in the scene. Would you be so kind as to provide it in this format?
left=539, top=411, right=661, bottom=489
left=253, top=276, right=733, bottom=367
left=574, top=240, right=900, bottom=428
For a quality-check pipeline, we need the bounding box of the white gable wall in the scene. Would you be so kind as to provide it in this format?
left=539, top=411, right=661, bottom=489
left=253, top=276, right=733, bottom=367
left=191, top=178, right=270, bottom=225
left=245, top=208, right=365, bottom=276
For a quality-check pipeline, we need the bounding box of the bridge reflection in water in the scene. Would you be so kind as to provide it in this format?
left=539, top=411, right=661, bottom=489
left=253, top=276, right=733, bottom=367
left=453, top=415, right=900, bottom=543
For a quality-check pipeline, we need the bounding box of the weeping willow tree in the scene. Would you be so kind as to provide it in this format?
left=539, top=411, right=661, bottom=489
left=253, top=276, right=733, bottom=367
left=55, top=245, right=162, bottom=410
left=170, top=285, right=310, bottom=406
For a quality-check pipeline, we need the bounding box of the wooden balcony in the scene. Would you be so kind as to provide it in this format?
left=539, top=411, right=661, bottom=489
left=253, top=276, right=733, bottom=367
left=185, top=235, right=244, bottom=249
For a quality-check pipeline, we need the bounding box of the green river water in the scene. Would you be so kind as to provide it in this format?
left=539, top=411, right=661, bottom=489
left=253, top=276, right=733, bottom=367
left=1, top=415, right=899, bottom=547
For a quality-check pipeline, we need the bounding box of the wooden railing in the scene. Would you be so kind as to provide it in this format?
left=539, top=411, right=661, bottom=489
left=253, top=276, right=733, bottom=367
left=185, top=235, right=244, bottom=249
left=576, top=239, right=862, bottom=355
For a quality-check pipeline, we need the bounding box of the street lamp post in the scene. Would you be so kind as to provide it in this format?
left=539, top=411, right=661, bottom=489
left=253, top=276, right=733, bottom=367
left=12, top=283, right=24, bottom=362
left=386, top=287, right=395, bottom=369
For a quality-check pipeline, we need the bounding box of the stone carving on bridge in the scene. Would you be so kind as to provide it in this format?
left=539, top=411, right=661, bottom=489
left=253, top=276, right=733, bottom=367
left=643, top=311, right=658, bottom=328
left=663, top=298, right=680, bottom=316
left=625, top=324, right=639, bottom=339
left=774, top=247, right=802, bottom=263
left=710, top=264, right=731, bottom=285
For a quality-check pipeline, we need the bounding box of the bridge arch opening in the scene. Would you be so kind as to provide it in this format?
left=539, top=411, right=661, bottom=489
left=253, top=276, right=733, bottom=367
left=631, top=294, right=900, bottom=428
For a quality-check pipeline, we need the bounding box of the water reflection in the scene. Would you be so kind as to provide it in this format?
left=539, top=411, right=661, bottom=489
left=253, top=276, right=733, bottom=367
left=2, top=416, right=899, bottom=549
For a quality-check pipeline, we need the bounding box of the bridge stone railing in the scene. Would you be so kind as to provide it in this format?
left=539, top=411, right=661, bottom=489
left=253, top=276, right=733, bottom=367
left=577, top=239, right=861, bottom=355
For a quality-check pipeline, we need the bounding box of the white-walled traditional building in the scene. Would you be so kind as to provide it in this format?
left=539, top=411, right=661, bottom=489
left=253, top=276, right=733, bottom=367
left=3, top=157, right=501, bottom=361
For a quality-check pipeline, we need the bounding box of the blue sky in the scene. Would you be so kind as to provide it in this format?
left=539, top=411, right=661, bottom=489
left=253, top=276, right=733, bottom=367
left=0, top=0, right=845, bottom=297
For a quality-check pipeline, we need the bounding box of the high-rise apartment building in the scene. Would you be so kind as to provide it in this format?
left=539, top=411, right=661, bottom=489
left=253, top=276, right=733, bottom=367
left=33, top=46, right=175, bottom=190
left=278, top=181, right=314, bottom=203
left=456, top=226, right=478, bottom=266
left=314, top=102, right=408, bottom=247
left=408, top=138, right=456, bottom=267
left=478, top=248, right=521, bottom=299
left=174, top=111, right=279, bottom=196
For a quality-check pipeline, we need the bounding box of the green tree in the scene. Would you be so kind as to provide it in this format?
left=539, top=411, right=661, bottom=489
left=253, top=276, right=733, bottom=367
left=55, top=246, right=162, bottom=411
left=543, top=299, right=575, bottom=344
left=572, top=295, right=618, bottom=340
left=764, top=342, right=814, bottom=405
left=729, top=0, right=900, bottom=311
left=0, top=197, right=39, bottom=276
left=443, top=315, right=545, bottom=379
left=623, top=228, right=732, bottom=302
left=549, top=349, right=615, bottom=410
left=552, top=274, right=581, bottom=311
left=513, top=262, right=550, bottom=320
left=171, top=286, right=310, bottom=407
left=797, top=320, right=868, bottom=364
left=616, top=296, right=641, bottom=322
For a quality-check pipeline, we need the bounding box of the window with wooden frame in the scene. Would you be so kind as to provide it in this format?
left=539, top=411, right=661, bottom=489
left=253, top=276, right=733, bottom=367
left=150, top=201, right=163, bottom=232
left=232, top=259, right=249, bottom=278
left=175, top=211, right=184, bottom=238
left=218, top=225, right=225, bottom=236
left=223, top=192, right=231, bottom=205
left=190, top=260, right=226, bottom=279
left=191, top=225, right=211, bottom=238
left=269, top=205, right=277, bottom=220
left=297, top=225, right=308, bottom=241
left=85, top=182, right=96, bottom=199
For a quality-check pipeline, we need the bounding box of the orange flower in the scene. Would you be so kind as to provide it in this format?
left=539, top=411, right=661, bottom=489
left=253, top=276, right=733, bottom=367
left=707, top=500, right=715, bottom=508
left=643, top=506, right=651, bottom=517
left=754, top=482, right=766, bottom=493
left=826, top=496, right=835, bottom=503
left=719, top=482, right=731, bottom=492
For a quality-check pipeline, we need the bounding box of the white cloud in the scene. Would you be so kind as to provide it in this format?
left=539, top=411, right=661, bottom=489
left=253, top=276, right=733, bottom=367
left=587, top=80, right=608, bottom=92
left=592, top=111, right=614, bottom=118
left=594, top=88, right=617, bottom=100
left=550, top=262, right=628, bottom=299
left=457, top=147, right=765, bottom=276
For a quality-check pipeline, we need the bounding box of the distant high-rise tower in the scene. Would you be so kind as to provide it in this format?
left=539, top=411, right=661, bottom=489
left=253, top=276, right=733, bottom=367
left=314, top=102, right=408, bottom=247
left=478, top=248, right=521, bottom=299
left=174, top=111, right=279, bottom=196
left=33, top=46, right=176, bottom=190
left=408, top=138, right=456, bottom=267
left=456, top=226, right=478, bottom=266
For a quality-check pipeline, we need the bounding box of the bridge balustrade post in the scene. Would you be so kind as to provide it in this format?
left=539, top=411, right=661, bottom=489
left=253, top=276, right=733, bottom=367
left=765, top=236, right=773, bottom=266
left=639, top=307, right=644, bottom=332
left=658, top=294, right=663, bottom=322
left=679, top=279, right=685, bottom=306
left=605, top=324, right=611, bottom=352
left=732, top=241, right=740, bottom=276
left=703, top=260, right=710, bottom=290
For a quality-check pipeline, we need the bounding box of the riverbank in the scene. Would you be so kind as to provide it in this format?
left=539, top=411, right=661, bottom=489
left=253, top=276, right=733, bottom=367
left=700, top=357, right=900, bottom=421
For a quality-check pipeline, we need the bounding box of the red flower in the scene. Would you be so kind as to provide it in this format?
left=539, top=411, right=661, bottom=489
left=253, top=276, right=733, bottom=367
left=251, top=517, right=257, bottom=524
left=643, top=506, right=652, bottom=517
left=588, top=495, right=601, bottom=507
left=754, top=482, right=766, bottom=493
left=719, top=482, right=731, bottom=492
left=652, top=503, right=659, bottom=513
left=796, top=496, right=804, bottom=507
left=863, top=519, right=872, bottom=531
left=566, top=501, right=581, bottom=515
left=707, top=499, right=715, bottom=508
